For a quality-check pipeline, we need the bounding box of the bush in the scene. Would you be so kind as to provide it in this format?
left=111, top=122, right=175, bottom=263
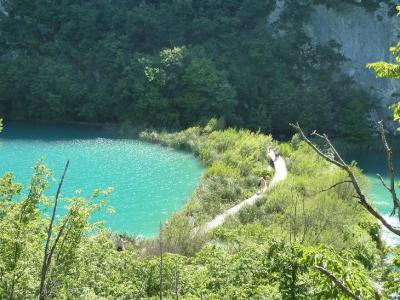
left=279, top=142, right=294, bottom=157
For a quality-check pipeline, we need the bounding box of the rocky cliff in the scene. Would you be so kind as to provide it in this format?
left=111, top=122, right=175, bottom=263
left=308, top=3, right=400, bottom=123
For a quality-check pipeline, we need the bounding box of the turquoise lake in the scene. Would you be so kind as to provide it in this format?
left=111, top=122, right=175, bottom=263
left=0, top=122, right=204, bottom=237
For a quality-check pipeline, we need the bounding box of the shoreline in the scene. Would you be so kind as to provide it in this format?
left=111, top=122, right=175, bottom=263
left=2, top=119, right=397, bottom=246
left=3, top=118, right=155, bottom=141
left=4, top=117, right=400, bottom=148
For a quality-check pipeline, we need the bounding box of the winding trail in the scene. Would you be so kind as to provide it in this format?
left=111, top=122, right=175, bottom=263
left=200, top=150, right=288, bottom=233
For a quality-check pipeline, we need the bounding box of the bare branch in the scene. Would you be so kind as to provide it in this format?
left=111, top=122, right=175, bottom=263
left=289, top=123, right=344, bottom=168
left=315, top=266, right=361, bottom=300
left=319, top=180, right=352, bottom=193
left=378, top=121, right=400, bottom=216
left=291, top=124, right=400, bottom=237
left=322, top=133, right=347, bottom=166
left=46, top=210, right=74, bottom=268
left=38, top=160, right=70, bottom=300
left=311, top=130, right=347, bottom=165
left=377, top=174, right=391, bottom=192
left=55, top=213, right=76, bottom=263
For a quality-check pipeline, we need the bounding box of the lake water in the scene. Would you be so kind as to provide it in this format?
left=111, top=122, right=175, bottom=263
left=345, top=150, right=400, bottom=246
left=0, top=121, right=203, bottom=237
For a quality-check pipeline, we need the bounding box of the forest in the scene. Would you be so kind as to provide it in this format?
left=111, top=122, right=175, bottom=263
left=0, top=0, right=382, bottom=140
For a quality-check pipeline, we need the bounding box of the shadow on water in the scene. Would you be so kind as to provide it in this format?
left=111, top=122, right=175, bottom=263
left=0, top=120, right=122, bottom=141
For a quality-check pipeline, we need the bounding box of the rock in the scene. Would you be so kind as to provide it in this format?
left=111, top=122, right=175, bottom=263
left=308, top=3, right=400, bottom=129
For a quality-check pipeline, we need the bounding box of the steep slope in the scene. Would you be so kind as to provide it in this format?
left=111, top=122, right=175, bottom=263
left=309, top=3, right=400, bottom=124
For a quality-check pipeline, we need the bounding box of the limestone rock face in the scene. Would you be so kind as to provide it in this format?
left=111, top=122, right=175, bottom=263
left=308, top=4, right=400, bottom=123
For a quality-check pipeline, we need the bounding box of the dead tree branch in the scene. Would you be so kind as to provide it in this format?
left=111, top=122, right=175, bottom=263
left=318, top=180, right=353, bottom=193
left=377, top=174, right=391, bottom=193
left=378, top=121, right=400, bottom=216
left=290, top=123, right=400, bottom=237
left=38, top=160, right=70, bottom=300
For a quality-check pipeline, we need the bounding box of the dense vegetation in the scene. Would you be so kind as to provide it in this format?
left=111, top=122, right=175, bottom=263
left=0, top=0, right=399, bottom=298
left=0, top=119, right=398, bottom=299
left=0, top=0, right=377, bottom=140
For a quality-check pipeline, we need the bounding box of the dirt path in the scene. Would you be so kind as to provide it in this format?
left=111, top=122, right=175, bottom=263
left=200, top=150, right=288, bottom=233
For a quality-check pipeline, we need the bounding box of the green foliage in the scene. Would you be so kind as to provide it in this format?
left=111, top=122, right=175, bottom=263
left=0, top=0, right=373, bottom=141
left=205, top=161, right=241, bottom=179
left=368, top=30, right=400, bottom=79
left=340, top=99, right=372, bottom=143
left=257, top=168, right=275, bottom=177
left=300, top=245, right=378, bottom=299
left=221, top=142, right=382, bottom=266
left=0, top=123, right=394, bottom=298
left=142, top=124, right=384, bottom=257
left=0, top=160, right=109, bottom=298
left=279, top=142, right=294, bottom=158
left=141, top=124, right=275, bottom=227
left=115, top=46, right=237, bottom=128
left=382, top=246, right=400, bottom=296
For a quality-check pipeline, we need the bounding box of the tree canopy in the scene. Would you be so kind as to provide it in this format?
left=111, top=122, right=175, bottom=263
left=0, top=0, right=374, bottom=140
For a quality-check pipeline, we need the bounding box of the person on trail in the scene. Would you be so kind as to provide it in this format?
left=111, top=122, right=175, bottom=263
left=257, top=175, right=271, bottom=195
left=116, top=234, right=125, bottom=251
left=135, top=234, right=143, bottom=247
left=268, top=148, right=277, bottom=162
left=274, top=148, right=280, bottom=159
left=187, top=212, right=196, bottom=227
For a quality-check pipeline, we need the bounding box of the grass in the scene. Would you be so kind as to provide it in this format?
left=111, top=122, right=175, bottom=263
left=140, top=121, right=382, bottom=264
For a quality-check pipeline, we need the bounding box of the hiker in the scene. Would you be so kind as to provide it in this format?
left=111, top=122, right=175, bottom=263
left=187, top=212, right=196, bottom=227
left=135, top=234, right=143, bottom=247
left=116, top=234, right=125, bottom=251
left=257, top=175, right=270, bottom=195
left=274, top=148, right=280, bottom=159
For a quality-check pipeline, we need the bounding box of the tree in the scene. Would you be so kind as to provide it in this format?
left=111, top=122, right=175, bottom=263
left=0, top=158, right=109, bottom=298
left=289, top=121, right=399, bottom=298
left=0, top=0, right=374, bottom=139
left=114, top=46, right=237, bottom=128
left=288, top=27, right=400, bottom=294
left=340, top=99, right=371, bottom=143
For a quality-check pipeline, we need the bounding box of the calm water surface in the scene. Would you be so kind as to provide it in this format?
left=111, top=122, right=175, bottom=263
left=0, top=122, right=203, bottom=237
